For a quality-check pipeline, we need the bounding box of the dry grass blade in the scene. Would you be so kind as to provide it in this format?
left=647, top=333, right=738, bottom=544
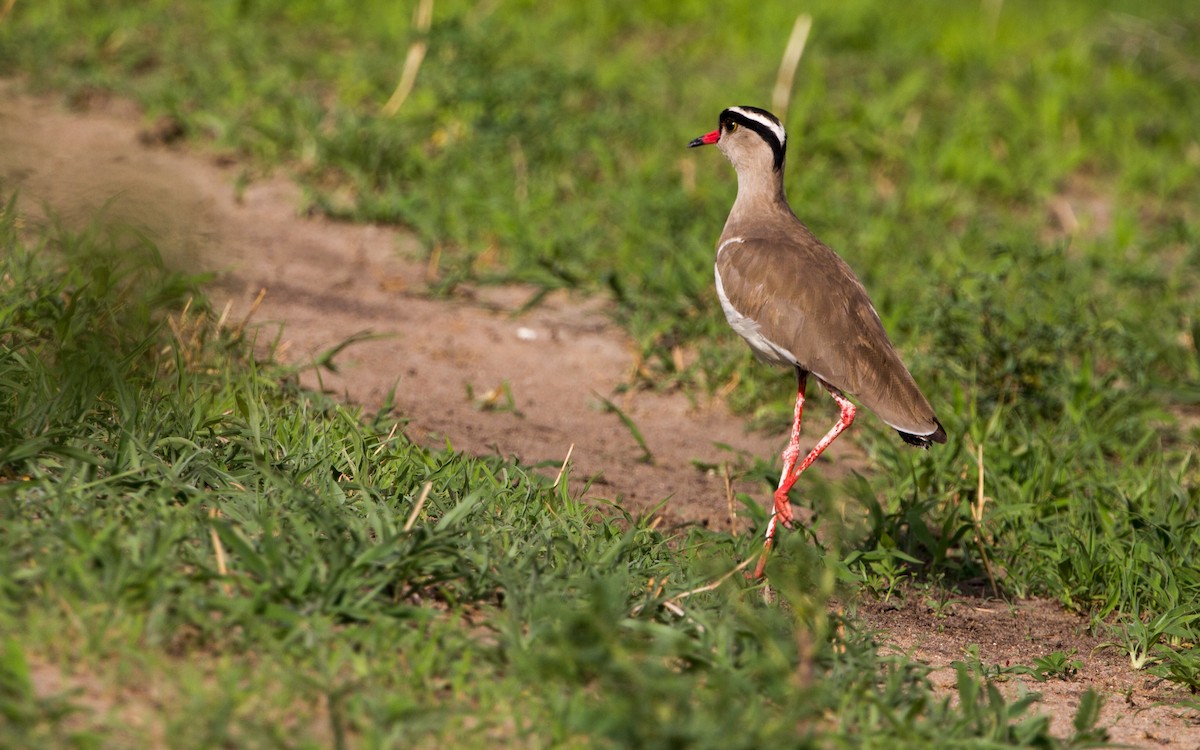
left=372, top=422, right=400, bottom=458
left=209, top=506, right=232, bottom=596
left=971, top=440, right=1000, bottom=598
left=383, top=0, right=434, bottom=116
left=509, top=136, right=529, bottom=205
left=771, top=14, right=813, bottom=118
left=165, top=296, right=211, bottom=371
left=229, top=287, right=267, bottom=339
left=631, top=555, right=762, bottom=621
left=214, top=298, right=233, bottom=331
left=425, top=243, right=443, bottom=282
left=403, top=481, right=433, bottom=532
left=671, top=554, right=758, bottom=602
left=716, top=370, right=740, bottom=401
left=723, top=462, right=737, bottom=532
left=981, top=0, right=1004, bottom=39
left=552, top=442, right=575, bottom=489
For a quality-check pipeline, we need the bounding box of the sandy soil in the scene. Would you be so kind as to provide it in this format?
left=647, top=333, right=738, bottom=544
left=0, top=82, right=783, bottom=530
left=3, top=82, right=1198, bottom=746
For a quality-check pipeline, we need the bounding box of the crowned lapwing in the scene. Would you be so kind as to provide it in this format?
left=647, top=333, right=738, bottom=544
left=689, top=106, right=946, bottom=578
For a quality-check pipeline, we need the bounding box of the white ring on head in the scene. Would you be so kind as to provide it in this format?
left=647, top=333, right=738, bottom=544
left=728, top=107, right=787, bottom=148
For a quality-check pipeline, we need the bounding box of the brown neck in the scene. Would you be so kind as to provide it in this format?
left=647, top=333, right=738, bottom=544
left=722, top=163, right=797, bottom=238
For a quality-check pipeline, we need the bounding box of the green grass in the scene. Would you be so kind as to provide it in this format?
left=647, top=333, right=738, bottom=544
left=4, top=0, right=1198, bottom=405
left=1, top=0, right=1200, bottom=745
left=0, top=203, right=1114, bottom=747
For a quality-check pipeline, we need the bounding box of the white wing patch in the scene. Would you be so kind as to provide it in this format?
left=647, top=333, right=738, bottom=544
left=715, top=238, right=800, bottom=368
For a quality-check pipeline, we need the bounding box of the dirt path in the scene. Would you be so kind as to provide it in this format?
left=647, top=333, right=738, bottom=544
left=0, top=82, right=782, bottom=531
left=3, top=82, right=1198, bottom=746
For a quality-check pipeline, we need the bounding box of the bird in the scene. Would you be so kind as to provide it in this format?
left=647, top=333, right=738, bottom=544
left=688, top=106, right=946, bottom=578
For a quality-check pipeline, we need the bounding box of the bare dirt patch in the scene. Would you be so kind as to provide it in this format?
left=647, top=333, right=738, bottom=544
left=0, top=80, right=781, bottom=529
left=856, top=594, right=1200, bottom=746
left=3, top=81, right=1198, bottom=746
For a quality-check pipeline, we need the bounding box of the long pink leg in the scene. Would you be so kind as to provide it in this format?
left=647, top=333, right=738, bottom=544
left=753, top=379, right=856, bottom=579
left=778, top=382, right=857, bottom=500
left=753, top=371, right=806, bottom=579
left=774, top=371, right=808, bottom=529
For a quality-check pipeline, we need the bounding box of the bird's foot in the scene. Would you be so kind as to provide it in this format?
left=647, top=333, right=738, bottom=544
left=772, top=488, right=794, bottom=529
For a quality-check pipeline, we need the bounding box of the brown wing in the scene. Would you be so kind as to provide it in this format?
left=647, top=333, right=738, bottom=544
left=716, top=225, right=942, bottom=439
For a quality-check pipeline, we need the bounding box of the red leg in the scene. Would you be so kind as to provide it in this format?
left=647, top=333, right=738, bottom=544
left=778, top=382, right=856, bottom=499
left=754, top=380, right=856, bottom=580
left=753, top=370, right=806, bottom=580
left=773, top=370, right=808, bottom=529
left=752, top=515, right=776, bottom=579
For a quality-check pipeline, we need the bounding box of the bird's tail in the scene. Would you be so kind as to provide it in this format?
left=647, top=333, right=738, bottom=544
left=896, top=418, right=947, bottom=448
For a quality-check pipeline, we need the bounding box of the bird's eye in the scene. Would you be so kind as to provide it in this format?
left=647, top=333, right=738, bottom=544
left=726, top=121, right=738, bottom=132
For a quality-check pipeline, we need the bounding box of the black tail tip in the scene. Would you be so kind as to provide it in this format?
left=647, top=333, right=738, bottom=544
left=897, top=419, right=947, bottom=448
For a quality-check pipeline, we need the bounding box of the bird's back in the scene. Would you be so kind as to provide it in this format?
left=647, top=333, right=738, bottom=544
left=715, top=218, right=943, bottom=441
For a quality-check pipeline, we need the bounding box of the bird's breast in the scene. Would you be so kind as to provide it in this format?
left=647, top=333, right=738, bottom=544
left=714, top=248, right=800, bottom=368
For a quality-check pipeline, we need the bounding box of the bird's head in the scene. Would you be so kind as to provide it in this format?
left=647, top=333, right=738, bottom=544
left=688, top=106, right=787, bottom=174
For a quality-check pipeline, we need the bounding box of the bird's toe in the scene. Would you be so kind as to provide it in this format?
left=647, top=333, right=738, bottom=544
left=772, top=490, right=795, bottom=528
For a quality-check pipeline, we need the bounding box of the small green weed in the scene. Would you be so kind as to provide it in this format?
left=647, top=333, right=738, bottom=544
left=1148, top=647, right=1200, bottom=694
left=955, top=645, right=1083, bottom=684
left=1099, top=606, right=1200, bottom=671
left=1030, top=650, right=1084, bottom=682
